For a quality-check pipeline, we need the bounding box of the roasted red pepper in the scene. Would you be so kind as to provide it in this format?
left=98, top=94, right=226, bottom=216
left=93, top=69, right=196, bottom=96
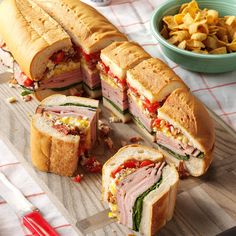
left=140, top=160, right=154, bottom=167
left=111, top=165, right=123, bottom=178
left=52, top=51, right=65, bottom=64
left=72, top=174, right=83, bottom=183
left=153, top=118, right=162, bottom=127
left=123, top=159, right=139, bottom=169
left=143, top=98, right=160, bottom=114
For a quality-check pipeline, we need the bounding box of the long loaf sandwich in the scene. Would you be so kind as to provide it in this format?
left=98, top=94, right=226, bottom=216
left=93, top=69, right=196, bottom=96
left=33, top=0, right=127, bottom=98
left=0, top=0, right=83, bottom=101
left=98, top=41, right=151, bottom=122
left=31, top=94, right=99, bottom=176
left=102, top=144, right=179, bottom=236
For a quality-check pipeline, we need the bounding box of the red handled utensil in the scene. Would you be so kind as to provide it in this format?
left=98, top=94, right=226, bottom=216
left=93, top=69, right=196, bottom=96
left=0, top=171, right=59, bottom=236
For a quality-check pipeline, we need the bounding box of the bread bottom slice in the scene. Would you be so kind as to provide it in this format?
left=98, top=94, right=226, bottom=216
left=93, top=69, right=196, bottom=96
left=83, top=83, right=102, bottom=98
left=103, top=97, right=131, bottom=123
left=140, top=165, right=178, bottom=236
left=156, top=144, right=214, bottom=177
left=34, top=83, right=83, bottom=101
left=31, top=114, right=80, bottom=176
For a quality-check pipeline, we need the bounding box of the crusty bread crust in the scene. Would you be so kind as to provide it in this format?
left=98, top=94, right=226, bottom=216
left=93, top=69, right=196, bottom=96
left=140, top=165, right=179, bottom=236
left=127, top=58, right=188, bottom=102
left=0, top=0, right=71, bottom=81
left=100, top=41, right=150, bottom=78
left=158, top=88, right=215, bottom=154
left=33, top=0, right=127, bottom=54
left=34, top=83, right=83, bottom=101
left=31, top=117, right=80, bottom=176
left=150, top=176, right=178, bottom=236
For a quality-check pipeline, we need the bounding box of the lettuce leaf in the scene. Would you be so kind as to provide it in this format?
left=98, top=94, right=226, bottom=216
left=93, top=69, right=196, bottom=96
left=103, top=97, right=129, bottom=115
left=60, top=102, right=97, bottom=110
left=157, top=144, right=204, bottom=160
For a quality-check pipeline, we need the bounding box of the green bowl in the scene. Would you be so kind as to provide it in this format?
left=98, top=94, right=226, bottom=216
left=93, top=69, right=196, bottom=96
left=150, top=0, right=236, bottom=73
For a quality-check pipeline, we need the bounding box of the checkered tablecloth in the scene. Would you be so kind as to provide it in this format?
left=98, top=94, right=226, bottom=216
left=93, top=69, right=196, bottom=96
left=1, top=1, right=236, bottom=235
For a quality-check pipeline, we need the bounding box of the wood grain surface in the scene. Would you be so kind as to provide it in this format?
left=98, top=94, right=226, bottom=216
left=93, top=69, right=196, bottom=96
left=0, top=55, right=236, bottom=236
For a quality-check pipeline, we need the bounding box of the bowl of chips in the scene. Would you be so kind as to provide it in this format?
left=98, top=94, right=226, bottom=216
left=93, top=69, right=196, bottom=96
left=150, top=0, right=236, bottom=73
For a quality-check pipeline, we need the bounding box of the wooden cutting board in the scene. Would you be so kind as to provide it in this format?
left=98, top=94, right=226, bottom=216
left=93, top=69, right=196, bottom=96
left=0, top=64, right=236, bottom=235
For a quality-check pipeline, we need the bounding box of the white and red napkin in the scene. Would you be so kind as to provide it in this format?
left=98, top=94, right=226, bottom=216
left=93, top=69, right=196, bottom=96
left=0, top=139, right=78, bottom=236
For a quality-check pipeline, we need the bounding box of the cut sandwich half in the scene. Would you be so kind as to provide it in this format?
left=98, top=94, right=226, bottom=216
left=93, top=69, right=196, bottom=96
left=126, top=58, right=188, bottom=140
left=102, top=144, right=179, bottom=236
left=155, top=88, right=215, bottom=177
left=31, top=94, right=99, bottom=176
left=98, top=41, right=151, bottom=122
left=33, top=0, right=127, bottom=98
left=0, top=0, right=83, bottom=101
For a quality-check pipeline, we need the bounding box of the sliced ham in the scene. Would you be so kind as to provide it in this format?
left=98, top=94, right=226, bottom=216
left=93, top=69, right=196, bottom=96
left=116, top=162, right=165, bottom=228
left=101, top=79, right=128, bottom=111
left=156, top=131, right=200, bottom=157
left=39, top=68, right=82, bottom=89
left=128, top=94, right=153, bottom=132
left=81, top=64, right=101, bottom=89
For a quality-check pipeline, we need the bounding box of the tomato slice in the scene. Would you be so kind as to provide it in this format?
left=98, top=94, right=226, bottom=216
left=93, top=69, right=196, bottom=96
left=111, top=165, right=123, bottom=178
left=123, top=160, right=139, bottom=169
left=82, top=157, right=102, bottom=173
left=140, top=160, right=154, bottom=167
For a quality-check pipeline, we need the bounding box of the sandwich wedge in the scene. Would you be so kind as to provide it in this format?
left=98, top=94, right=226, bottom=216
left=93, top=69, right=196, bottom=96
left=31, top=94, right=99, bottom=176
left=127, top=58, right=188, bottom=141
left=155, top=88, right=215, bottom=177
left=98, top=41, right=151, bottom=122
left=0, top=0, right=83, bottom=101
left=102, top=144, right=179, bottom=236
left=33, top=0, right=127, bottom=98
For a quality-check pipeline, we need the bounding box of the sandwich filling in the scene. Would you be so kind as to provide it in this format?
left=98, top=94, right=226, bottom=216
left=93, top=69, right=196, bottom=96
left=107, top=159, right=165, bottom=232
left=154, top=119, right=204, bottom=160
left=36, top=103, right=97, bottom=154
left=127, top=83, right=165, bottom=133
left=80, top=48, right=101, bottom=94
left=14, top=46, right=82, bottom=92
left=98, top=61, right=128, bottom=114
